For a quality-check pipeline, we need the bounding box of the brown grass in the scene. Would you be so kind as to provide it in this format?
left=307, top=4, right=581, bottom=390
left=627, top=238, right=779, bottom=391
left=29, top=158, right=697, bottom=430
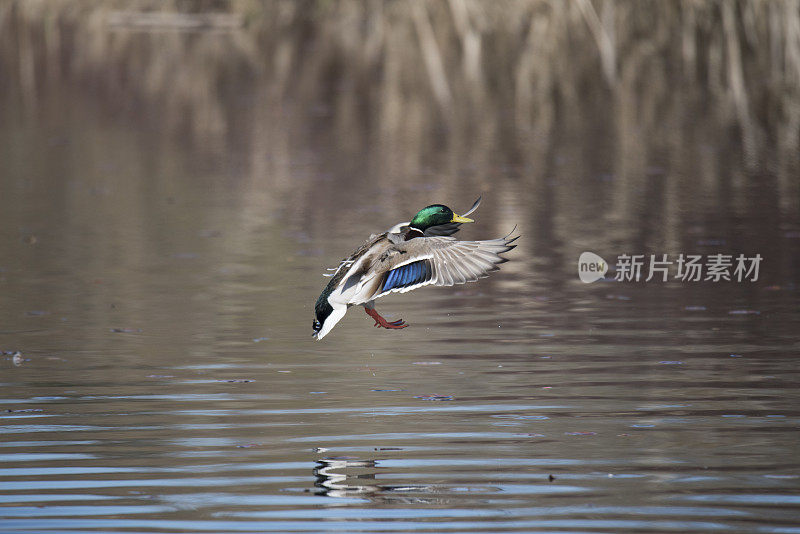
left=1, top=0, right=798, bottom=222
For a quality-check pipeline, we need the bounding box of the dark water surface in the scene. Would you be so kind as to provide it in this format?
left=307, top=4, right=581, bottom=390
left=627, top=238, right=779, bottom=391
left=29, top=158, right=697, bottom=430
left=2, top=3, right=800, bottom=533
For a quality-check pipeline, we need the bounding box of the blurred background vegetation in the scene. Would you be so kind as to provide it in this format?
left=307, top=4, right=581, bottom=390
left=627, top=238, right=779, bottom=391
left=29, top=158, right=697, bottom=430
left=1, top=0, right=799, bottom=300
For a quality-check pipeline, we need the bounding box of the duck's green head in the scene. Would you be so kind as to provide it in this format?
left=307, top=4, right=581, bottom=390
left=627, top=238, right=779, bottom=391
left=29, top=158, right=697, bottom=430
left=410, top=204, right=473, bottom=231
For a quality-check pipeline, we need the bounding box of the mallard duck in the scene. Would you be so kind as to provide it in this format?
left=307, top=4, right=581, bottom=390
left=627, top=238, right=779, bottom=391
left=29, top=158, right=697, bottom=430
left=312, top=197, right=518, bottom=340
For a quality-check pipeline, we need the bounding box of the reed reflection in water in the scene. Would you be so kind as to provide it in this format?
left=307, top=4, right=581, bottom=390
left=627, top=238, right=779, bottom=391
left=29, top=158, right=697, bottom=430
left=1, top=1, right=800, bottom=533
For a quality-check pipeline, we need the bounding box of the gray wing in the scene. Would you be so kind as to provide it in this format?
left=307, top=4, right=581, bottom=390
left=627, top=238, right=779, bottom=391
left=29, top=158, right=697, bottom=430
left=423, top=222, right=462, bottom=237
left=362, top=230, right=518, bottom=299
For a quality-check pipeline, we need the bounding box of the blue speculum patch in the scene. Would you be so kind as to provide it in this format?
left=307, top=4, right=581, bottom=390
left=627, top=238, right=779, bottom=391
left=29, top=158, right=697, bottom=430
left=383, top=260, right=430, bottom=292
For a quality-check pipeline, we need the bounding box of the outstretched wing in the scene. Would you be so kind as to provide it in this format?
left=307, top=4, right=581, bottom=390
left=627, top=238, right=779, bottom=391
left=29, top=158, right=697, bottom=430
left=359, top=230, right=518, bottom=300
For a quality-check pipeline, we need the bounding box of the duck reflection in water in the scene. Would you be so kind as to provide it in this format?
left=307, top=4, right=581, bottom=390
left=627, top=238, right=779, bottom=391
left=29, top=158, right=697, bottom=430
left=313, top=457, right=433, bottom=502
